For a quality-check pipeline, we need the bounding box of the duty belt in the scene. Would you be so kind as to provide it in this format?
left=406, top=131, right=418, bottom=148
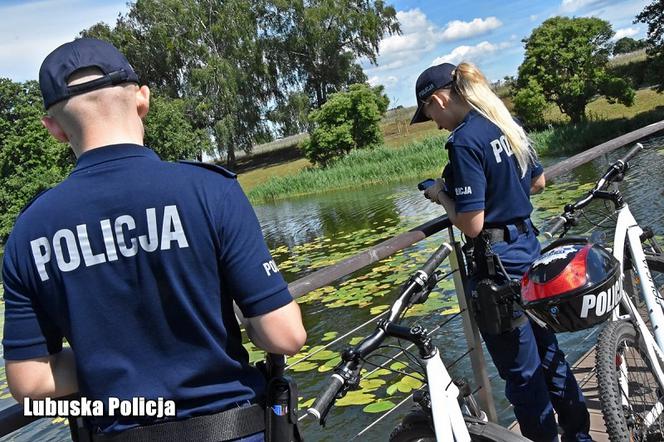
left=480, top=219, right=530, bottom=244
left=87, top=404, right=264, bottom=442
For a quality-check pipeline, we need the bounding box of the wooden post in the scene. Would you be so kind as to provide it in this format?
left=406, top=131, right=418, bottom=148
left=448, top=228, right=498, bottom=422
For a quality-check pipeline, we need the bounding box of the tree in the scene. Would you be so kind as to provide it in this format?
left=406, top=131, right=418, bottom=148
left=266, top=91, right=311, bottom=137
left=279, top=0, right=400, bottom=108
left=517, top=17, right=634, bottom=123
left=513, top=78, right=548, bottom=129
left=301, top=83, right=388, bottom=166
left=636, top=0, right=664, bottom=90
left=0, top=79, right=74, bottom=241
left=613, top=37, right=646, bottom=55
left=143, top=95, right=213, bottom=161
left=83, top=0, right=400, bottom=164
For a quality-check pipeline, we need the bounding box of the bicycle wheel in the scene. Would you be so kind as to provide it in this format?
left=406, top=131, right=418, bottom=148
left=596, top=320, right=664, bottom=441
left=388, top=412, right=529, bottom=442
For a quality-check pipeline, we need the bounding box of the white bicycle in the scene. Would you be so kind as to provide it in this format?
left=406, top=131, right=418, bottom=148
left=542, top=143, right=664, bottom=441
left=306, top=243, right=529, bottom=441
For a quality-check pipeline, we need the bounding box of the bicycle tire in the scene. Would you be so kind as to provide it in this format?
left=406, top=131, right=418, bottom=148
left=596, top=320, right=664, bottom=442
left=388, top=413, right=529, bottom=442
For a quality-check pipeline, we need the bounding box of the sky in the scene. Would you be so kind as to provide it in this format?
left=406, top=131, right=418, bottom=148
left=0, top=0, right=650, bottom=109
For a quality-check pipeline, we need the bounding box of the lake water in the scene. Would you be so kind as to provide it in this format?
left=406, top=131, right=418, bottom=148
left=1, top=137, right=663, bottom=441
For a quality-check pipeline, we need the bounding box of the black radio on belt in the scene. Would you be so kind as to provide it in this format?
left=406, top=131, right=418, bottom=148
left=472, top=279, right=523, bottom=335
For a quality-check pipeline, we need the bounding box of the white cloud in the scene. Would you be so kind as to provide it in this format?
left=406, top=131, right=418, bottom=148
left=368, top=75, right=399, bottom=88
left=431, top=41, right=513, bottom=66
left=612, top=27, right=640, bottom=40
left=560, top=0, right=604, bottom=12
left=530, top=14, right=539, bottom=22
left=0, top=0, right=128, bottom=81
left=441, top=17, right=502, bottom=42
left=373, top=10, right=503, bottom=72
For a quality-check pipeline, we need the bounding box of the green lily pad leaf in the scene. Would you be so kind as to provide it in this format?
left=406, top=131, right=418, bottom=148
left=308, top=350, right=338, bottom=361
left=401, top=376, right=423, bottom=389
left=359, top=379, right=386, bottom=392
left=365, top=368, right=391, bottom=379
left=321, top=331, right=338, bottom=342
left=363, top=400, right=396, bottom=413
left=390, top=362, right=407, bottom=371
left=290, top=361, right=319, bottom=372
left=299, top=398, right=315, bottom=409
left=386, top=384, right=399, bottom=396
left=349, top=336, right=364, bottom=345
left=370, top=304, right=390, bottom=315
left=336, top=390, right=376, bottom=406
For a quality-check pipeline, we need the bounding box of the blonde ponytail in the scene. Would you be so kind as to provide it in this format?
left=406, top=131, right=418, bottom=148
left=452, top=62, right=536, bottom=177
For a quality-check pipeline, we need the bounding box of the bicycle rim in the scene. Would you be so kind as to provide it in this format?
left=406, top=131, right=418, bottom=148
left=596, top=320, right=664, bottom=441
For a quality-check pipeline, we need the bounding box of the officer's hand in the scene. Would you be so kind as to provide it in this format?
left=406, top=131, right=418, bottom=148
left=424, top=178, right=446, bottom=205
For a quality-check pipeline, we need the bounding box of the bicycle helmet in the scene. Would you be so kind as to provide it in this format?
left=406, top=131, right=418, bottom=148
left=521, top=239, right=621, bottom=332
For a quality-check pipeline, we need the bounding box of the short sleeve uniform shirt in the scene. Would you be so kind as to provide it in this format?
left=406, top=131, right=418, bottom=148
left=442, top=110, right=543, bottom=226
left=2, top=144, right=293, bottom=433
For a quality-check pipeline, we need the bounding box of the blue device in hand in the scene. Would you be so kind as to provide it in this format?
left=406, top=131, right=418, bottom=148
left=417, top=179, right=436, bottom=191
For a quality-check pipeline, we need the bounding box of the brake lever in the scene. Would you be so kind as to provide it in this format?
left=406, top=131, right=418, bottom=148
left=410, top=270, right=443, bottom=305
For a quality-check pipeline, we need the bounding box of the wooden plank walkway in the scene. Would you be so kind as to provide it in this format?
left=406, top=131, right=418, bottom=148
left=508, top=346, right=610, bottom=441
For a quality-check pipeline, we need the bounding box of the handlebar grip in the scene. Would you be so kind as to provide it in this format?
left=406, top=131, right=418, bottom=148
left=420, top=243, right=453, bottom=278
left=308, top=374, right=344, bottom=424
left=543, top=216, right=567, bottom=239
left=618, top=143, right=643, bottom=167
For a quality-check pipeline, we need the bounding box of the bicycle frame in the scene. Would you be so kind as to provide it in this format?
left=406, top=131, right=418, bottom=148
left=611, top=203, right=664, bottom=422
left=425, top=348, right=470, bottom=442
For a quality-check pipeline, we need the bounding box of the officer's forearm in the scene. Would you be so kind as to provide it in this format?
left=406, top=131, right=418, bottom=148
left=6, top=348, right=78, bottom=402
left=436, top=191, right=457, bottom=222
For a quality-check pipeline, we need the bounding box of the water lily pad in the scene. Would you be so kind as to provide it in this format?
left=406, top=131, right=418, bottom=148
left=335, top=390, right=376, bottom=406
left=363, top=400, right=396, bottom=413
left=321, top=331, right=338, bottom=342
left=365, top=368, right=391, bottom=379
left=290, top=361, right=319, bottom=372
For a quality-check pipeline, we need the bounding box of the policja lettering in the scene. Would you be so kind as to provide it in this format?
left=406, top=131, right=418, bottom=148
left=30, top=205, right=189, bottom=282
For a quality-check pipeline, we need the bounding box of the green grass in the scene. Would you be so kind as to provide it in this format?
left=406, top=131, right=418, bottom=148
left=247, top=135, right=448, bottom=203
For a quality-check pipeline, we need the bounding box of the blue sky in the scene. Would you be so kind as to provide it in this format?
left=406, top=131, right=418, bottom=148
left=0, top=0, right=649, bottom=109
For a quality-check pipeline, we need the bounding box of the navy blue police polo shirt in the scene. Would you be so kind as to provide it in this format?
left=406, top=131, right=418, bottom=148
left=2, top=144, right=293, bottom=433
left=442, top=110, right=543, bottom=225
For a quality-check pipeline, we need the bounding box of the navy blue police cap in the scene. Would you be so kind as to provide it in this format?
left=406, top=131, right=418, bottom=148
left=410, top=62, right=456, bottom=125
left=39, top=38, right=139, bottom=110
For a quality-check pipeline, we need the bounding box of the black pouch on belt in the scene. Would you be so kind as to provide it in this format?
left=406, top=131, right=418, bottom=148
left=472, top=279, right=523, bottom=335
left=264, top=355, right=303, bottom=442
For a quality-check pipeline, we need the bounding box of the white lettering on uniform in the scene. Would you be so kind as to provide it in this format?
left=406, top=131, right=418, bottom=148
left=100, top=219, right=118, bottom=262
left=77, top=224, right=106, bottom=267
left=263, top=260, right=280, bottom=276
left=490, top=135, right=514, bottom=164
left=160, top=205, right=189, bottom=250
left=115, top=215, right=138, bottom=257
left=29, top=205, right=190, bottom=281
left=138, top=208, right=159, bottom=252
left=30, top=237, right=51, bottom=282
left=53, top=229, right=80, bottom=272
left=455, top=186, right=472, bottom=196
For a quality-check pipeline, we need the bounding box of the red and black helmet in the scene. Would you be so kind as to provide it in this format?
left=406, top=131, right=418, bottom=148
left=521, top=239, right=622, bottom=332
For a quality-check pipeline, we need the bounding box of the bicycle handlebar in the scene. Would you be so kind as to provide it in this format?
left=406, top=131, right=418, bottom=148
left=618, top=142, right=644, bottom=166
left=308, top=374, right=345, bottom=424
left=307, top=242, right=453, bottom=426
left=542, top=216, right=567, bottom=239
left=420, top=243, right=454, bottom=278
left=543, top=142, right=644, bottom=237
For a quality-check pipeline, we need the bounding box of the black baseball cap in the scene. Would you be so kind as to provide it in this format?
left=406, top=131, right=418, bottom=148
left=39, top=38, right=139, bottom=110
left=410, top=63, right=456, bottom=124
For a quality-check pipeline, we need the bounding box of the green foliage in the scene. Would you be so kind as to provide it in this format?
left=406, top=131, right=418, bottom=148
left=518, top=16, right=635, bottom=123
left=267, top=91, right=311, bottom=137
left=301, top=84, right=388, bottom=166
left=143, top=95, right=212, bottom=161
left=613, top=37, right=646, bottom=55
left=0, top=79, right=74, bottom=241
left=83, top=0, right=400, bottom=163
left=249, top=134, right=447, bottom=202
left=607, top=57, right=660, bottom=88
left=636, top=0, right=664, bottom=91
left=277, top=0, right=400, bottom=108
left=513, top=78, right=548, bottom=128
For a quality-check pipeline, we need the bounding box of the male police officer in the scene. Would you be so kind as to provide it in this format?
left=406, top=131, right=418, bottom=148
left=2, top=38, right=306, bottom=441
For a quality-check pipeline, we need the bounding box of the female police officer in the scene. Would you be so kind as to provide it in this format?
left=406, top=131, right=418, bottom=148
left=411, top=62, right=591, bottom=442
